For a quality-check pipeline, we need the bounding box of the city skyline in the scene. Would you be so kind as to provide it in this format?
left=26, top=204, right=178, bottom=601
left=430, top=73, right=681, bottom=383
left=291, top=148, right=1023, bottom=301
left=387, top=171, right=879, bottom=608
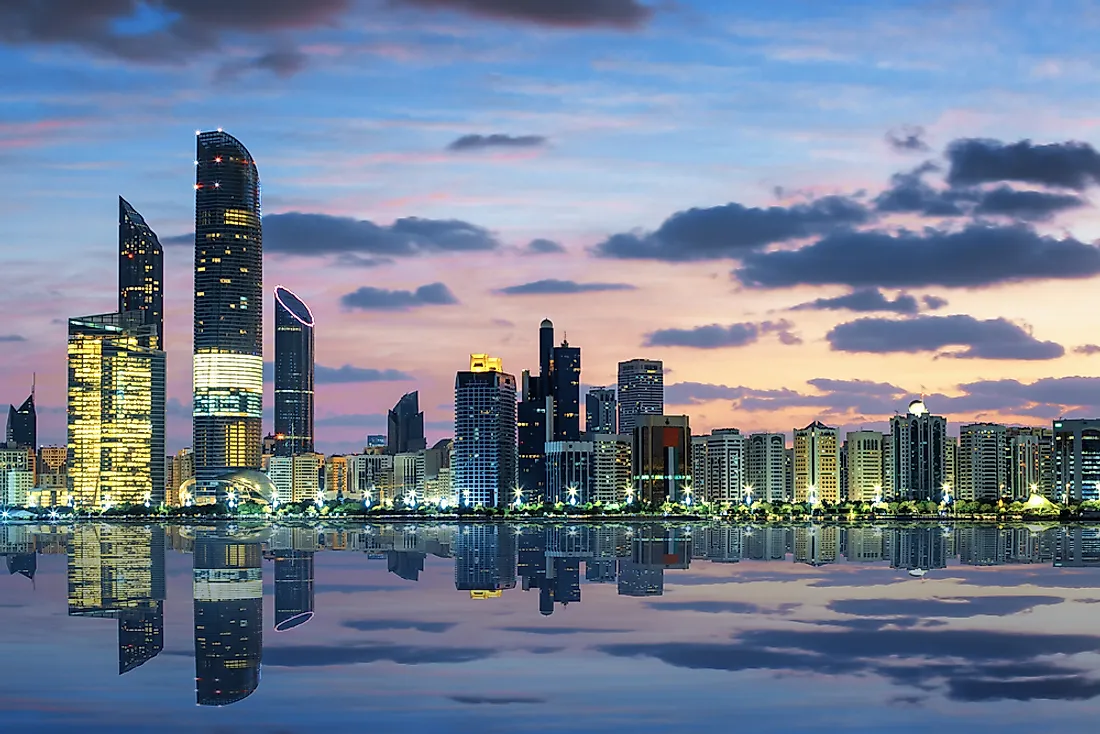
left=9, top=2, right=1100, bottom=457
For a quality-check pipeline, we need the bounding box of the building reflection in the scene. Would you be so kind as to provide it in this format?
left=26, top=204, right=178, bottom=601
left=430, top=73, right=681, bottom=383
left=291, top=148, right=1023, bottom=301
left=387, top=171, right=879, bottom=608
left=454, top=524, right=517, bottom=598
left=193, top=534, right=263, bottom=706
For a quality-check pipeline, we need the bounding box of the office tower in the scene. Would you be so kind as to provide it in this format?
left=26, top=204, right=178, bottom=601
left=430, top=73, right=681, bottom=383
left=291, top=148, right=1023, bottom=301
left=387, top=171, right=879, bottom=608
left=691, top=435, right=708, bottom=500
left=552, top=339, right=581, bottom=440
left=545, top=440, right=594, bottom=504
left=193, top=535, right=263, bottom=706
left=705, top=429, right=746, bottom=504
left=518, top=321, right=554, bottom=502
left=454, top=524, right=517, bottom=596
left=347, top=452, right=394, bottom=502
left=1008, top=427, right=1053, bottom=499
left=632, top=415, right=691, bottom=505
left=324, top=455, right=349, bottom=501
left=273, top=286, right=314, bottom=457
left=6, top=384, right=35, bottom=449
left=793, top=421, right=840, bottom=503
left=845, top=431, right=883, bottom=503
left=958, top=423, right=1009, bottom=503
left=393, top=452, right=426, bottom=503
left=944, top=435, right=957, bottom=491
left=422, top=439, right=453, bottom=505
left=784, top=447, right=794, bottom=499
left=454, top=354, right=517, bottom=508
left=39, top=445, right=66, bottom=473
left=273, top=550, right=315, bottom=632
left=747, top=433, right=787, bottom=503
left=68, top=312, right=165, bottom=507
left=1053, top=419, right=1100, bottom=502
left=1, top=446, right=33, bottom=507
left=267, top=453, right=323, bottom=505
left=889, top=399, right=947, bottom=501
left=617, top=359, right=663, bottom=435
left=168, top=448, right=195, bottom=506
left=387, top=391, right=426, bottom=455
left=589, top=433, right=632, bottom=505
left=193, top=130, right=263, bottom=500
left=118, top=197, right=163, bottom=338
left=586, top=386, right=617, bottom=434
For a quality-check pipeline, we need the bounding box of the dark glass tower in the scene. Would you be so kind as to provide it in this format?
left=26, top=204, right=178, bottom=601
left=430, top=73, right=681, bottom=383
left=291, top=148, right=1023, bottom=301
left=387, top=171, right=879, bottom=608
left=6, top=385, right=35, bottom=449
left=551, top=340, right=580, bottom=441
left=387, top=391, right=426, bottom=455
left=118, top=196, right=164, bottom=340
left=273, top=550, right=315, bottom=632
left=193, top=130, right=263, bottom=497
left=273, top=286, right=314, bottom=457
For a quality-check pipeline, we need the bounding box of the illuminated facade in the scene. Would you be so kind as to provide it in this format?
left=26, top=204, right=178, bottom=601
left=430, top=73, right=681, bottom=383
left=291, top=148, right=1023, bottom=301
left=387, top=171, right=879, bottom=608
left=748, top=433, right=788, bottom=503
left=67, top=312, right=166, bottom=508
left=118, top=196, right=163, bottom=338
left=705, top=428, right=747, bottom=504
left=794, top=421, right=840, bottom=503
left=617, top=358, right=663, bottom=435
left=193, top=130, right=263, bottom=499
left=545, top=440, right=594, bottom=504
left=589, top=433, right=631, bottom=505
left=845, top=430, right=883, bottom=503
left=454, top=354, right=517, bottom=508
left=585, top=386, right=617, bottom=434
left=1053, top=419, right=1100, bottom=502
left=889, top=399, right=947, bottom=501
left=632, top=415, right=691, bottom=505
left=958, top=423, right=1009, bottom=502
left=273, top=286, right=314, bottom=457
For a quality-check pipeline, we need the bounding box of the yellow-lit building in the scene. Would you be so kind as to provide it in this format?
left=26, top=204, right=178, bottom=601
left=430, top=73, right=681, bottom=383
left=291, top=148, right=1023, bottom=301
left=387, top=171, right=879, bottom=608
left=67, top=524, right=166, bottom=614
left=324, top=455, right=348, bottom=501
left=168, top=448, right=195, bottom=506
left=845, top=430, right=883, bottom=503
left=39, top=446, right=67, bottom=473
left=793, top=421, right=840, bottom=503
left=67, top=312, right=166, bottom=508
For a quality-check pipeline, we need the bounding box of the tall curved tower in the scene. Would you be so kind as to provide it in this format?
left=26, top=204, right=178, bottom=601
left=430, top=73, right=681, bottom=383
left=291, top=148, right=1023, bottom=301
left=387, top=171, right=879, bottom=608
left=192, top=130, right=263, bottom=499
left=118, top=196, right=164, bottom=340
left=273, top=286, right=314, bottom=457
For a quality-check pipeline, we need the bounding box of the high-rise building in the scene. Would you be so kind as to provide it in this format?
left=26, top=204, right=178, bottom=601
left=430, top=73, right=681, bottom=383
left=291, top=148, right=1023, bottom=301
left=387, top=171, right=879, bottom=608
left=545, top=440, right=594, bottom=504
left=889, top=399, right=947, bottom=501
left=273, top=286, right=314, bottom=458
left=169, top=448, right=195, bottom=506
left=589, top=433, right=631, bottom=505
left=267, top=453, right=323, bottom=505
left=393, top=451, right=426, bottom=503
left=454, top=524, right=517, bottom=595
left=793, top=422, right=840, bottom=503
left=632, top=415, right=691, bottom=505
left=1053, top=419, right=1100, bottom=502
left=1008, top=427, right=1053, bottom=499
left=6, top=384, right=36, bottom=450
left=747, top=433, right=787, bottom=503
left=68, top=312, right=165, bottom=507
left=193, top=130, right=263, bottom=501
left=551, top=340, right=581, bottom=441
left=617, top=359, right=663, bottom=435
left=705, top=429, right=747, bottom=504
left=454, top=354, right=517, bottom=508
left=845, top=430, right=883, bottom=503
left=585, top=386, right=617, bottom=434
left=347, top=452, right=394, bottom=503
left=944, top=435, right=957, bottom=493
left=118, top=197, right=163, bottom=339
left=958, top=423, right=1009, bottom=503
left=691, top=435, right=708, bottom=500
left=387, top=391, right=426, bottom=455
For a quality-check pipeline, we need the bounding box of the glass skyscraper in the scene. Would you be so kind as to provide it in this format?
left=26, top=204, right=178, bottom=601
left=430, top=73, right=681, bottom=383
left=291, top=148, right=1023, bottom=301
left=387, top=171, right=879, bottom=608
left=5, top=387, right=35, bottom=449
left=454, top=355, right=517, bottom=508
left=273, top=286, right=314, bottom=457
left=387, top=391, right=426, bottom=455
left=617, top=358, right=663, bottom=435
left=67, top=312, right=166, bottom=507
left=118, top=196, right=163, bottom=339
left=193, top=130, right=263, bottom=499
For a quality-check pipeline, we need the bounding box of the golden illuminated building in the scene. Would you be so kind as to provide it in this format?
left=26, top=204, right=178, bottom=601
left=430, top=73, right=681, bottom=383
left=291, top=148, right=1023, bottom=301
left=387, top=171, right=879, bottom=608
left=793, top=421, right=840, bottom=503
left=470, top=353, right=504, bottom=373
left=39, top=446, right=67, bottom=473
left=324, top=455, right=348, bottom=500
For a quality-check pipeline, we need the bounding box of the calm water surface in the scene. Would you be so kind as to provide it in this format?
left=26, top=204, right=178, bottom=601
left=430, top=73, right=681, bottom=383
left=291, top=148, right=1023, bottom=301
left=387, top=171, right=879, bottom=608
left=2, top=521, right=1099, bottom=732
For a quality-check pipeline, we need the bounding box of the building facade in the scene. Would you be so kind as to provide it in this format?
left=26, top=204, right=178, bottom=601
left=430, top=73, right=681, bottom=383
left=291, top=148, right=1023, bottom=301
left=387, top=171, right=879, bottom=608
left=632, top=415, right=691, bottom=505
left=747, top=433, right=787, bottom=503
left=273, top=286, right=314, bottom=458
left=387, top=391, right=426, bottom=455
left=1053, top=419, right=1100, bottom=502
left=545, top=440, right=594, bottom=505
left=705, top=429, right=747, bottom=504
left=793, top=422, right=840, bottom=503
left=958, top=423, right=1008, bottom=503
left=6, top=387, right=36, bottom=450
left=845, top=430, right=883, bottom=503
left=118, top=196, right=163, bottom=338
left=454, top=354, right=517, bottom=508
left=589, top=433, right=631, bottom=505
left=889, top=399, right=947, bottom=501
left=1008, top=427, right=1053, bottom=499
left=585, top=386, right=617, bottom=434
left=617, top=359, right=663, bottom=435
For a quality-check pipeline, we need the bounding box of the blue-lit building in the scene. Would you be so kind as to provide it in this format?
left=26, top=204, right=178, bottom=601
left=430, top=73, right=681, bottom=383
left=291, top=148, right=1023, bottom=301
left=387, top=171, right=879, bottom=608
left=454, top=355, right=516, bottom=508
left=273, top=286, right=314, bottom=457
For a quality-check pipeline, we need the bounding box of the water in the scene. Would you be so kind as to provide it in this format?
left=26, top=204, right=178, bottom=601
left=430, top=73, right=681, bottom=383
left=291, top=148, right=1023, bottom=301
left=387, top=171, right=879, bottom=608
left=2, top=521, right=1099, bottom=732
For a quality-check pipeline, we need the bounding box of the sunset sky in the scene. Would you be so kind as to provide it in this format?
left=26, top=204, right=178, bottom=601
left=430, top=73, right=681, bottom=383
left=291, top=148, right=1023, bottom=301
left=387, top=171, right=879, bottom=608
left=5, top=0, right=1100, bottom=453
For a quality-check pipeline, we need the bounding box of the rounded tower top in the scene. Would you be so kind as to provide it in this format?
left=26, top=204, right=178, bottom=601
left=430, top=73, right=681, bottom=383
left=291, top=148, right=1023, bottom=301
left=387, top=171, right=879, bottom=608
left=908, top=399, right=928, bottom=417
left=540, top=318, right=553, bottom=328
left=274, top=286, right=315, bottom=327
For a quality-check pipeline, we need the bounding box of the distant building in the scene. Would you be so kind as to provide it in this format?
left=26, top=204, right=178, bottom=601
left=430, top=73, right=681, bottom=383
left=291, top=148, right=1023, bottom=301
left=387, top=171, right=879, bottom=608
left=705, top=429, right=747, bottom=504
left=793, top=422, right=839, bottom=503
left=691, top=435, right=708, bottom=501
left=168, top=449, right=195, bottom=506
left=118, top=196, right=163, bottom=339
left=365, top=435, right=386, bottom=451
left=347, top=452, right=394, bottom=503
left=387, top=391, right=426, bottom=455
left=273, top=286, right=315, bottom=457
left=845, top=430, right=883, bottom=503
left=1053, top=419, right=1100, bottom=502
left=889, top=399, right=947, bottom=501
left=393, top=451, right=426, bottom=504
left=958, top=423, right=1008, bottom=502
left=6, top=385, right=36, bottom=450
left=585, top=386, right=617, bottom=434
left=454, top=354, right=517, bottom=508
left=617, top=359, right=663, bottom=435
left=545, top=440, right=594, bottom=505
left=589, top=433, right=631, bottom=505
left=747, top=433, right=787, bottom=503
left=1007, top=427, right=1053, bottom=499
left=632, top=415, right=691, bottom=505
left=267, top=453, right=323, bottom=505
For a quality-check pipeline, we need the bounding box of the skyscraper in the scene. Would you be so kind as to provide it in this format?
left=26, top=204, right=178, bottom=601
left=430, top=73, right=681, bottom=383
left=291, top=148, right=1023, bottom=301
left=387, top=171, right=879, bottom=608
left=118, top=196, right=163, bottom=339
left=387, top=391, right=426, bottom=455
left=454, top=354, right=517, bottom=508
left=68, top=312, right=166, bottom=507
left=273, top=286, right=314, bottom=457
left=551, top=339, right=581, bottom=441
left=747, top=433, right=787, bottom=503
left=1007, top=427, right=1053, bottom=499
left=632, top=414, right=691, bottom=505
left=705, top=428, right=746, bottom=504
left=6, top=380, right=36, bottom=452
left=193, top=130, right=263, bottom=500
left=618, top=359, right=663, bottom=435
left=585, top=386, right=617, bottom=434
left=889, top=399, right=947, bottom=501
left=845, top=430, right=883, bottom=503
left=793, top=421, right=840, bottom=503
left=958, top=423, right=1008, bottom=503
left=1053, top=419, right=1100, bottom=502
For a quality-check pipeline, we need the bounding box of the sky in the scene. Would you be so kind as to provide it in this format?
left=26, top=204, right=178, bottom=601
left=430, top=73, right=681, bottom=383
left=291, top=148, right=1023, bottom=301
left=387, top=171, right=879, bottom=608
left=6, top=0, right=1100, bottom=453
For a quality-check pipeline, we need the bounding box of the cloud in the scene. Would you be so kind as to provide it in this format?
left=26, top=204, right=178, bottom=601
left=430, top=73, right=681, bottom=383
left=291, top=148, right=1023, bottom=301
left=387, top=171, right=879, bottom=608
left=971, top=186, right=1087, bottom=220
left=923, top=295, right=948, bottom=310
left=315, top=365, right=413, bottom=383
left=496, top=279, right=635, bottom=295
left=0, top=0, right=348, bottom=66
left=448, top=695, right=545, bottom=705
left=243, top=47, right=309, bottom=77
left=394, top=0, right=653, bottom=28
left=591, top=196, right=870, bottom=261
left=497, top=626, right=631, bottom=635
left=315, top=413, right=386, bottom=428
left=828, top=596, right=1063, bottom=619
left=263, top=643, right=494, bottom=667
left=1075, top=345, right=1100, bottom=355
left=946, top=138, right=1100, bottom=191
left=644, top=320, right=799, bottom=349
left=341, top=283, right=459, bottom=311
left=664, top=382, right=742, bottom=405
left=647, top=601, right=800, bottom=615
left=885, top=125, right=930, bottom=153
left=0, top=334, right=26, bottom=342
left=791, top=288, right=937, bottom=314
left=447, top=134, right=548, bottom=151
left=736, top=224, right=1100, bottom=289
left=826, top=315, right=1064, bottom=360
left=263, top=213, right=500, bottom=257
left=523, top=238, right=566, bottom=255
left=342, top=620, right=456, bottom=633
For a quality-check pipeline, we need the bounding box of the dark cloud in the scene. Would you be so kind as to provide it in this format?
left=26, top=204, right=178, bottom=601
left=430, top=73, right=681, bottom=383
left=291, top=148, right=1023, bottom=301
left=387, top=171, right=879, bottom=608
left=0, top=334, right=26, bottom=342
left=826, top=315, right=1064, bottom=360
left=394, top=0, right=653, bottom=28
left=885, top=125, right=930, bottom=153
left=591, top=196, right=870, bottom=262
left=0, top=0, right=348, bottom=66
left=497, top=626, right=631, bottom=635
left=829, top=596, right=1064, bottom=619
left=645, top=320, right=799, bottom=349
left=736, top=224, right=1100, bottom=289
left=792, top=288, right=932, bottom=315
left=342, top=620, right=456, bottom=633
left=264, top=212, right=500, bottom=257
left=665, top=382, right=742, bottom=405
left=313, top=583, right=405, bottom=593
left=948, top=675, right=1100, bottom=702
left=447, top=133, right=548, bottom=151
left=263, top=643, right=494, bottom=667
left=341, top=283, right=459, bottom=311
left=523, top=238, right=567, bottom=255
left=315, top=365, right=414, bottom=383
left=496, top=279, right=635, bottom=295
left=647, top=601, right=800, bottom=615
left=448, top=695, right=545, bottom=705
left=922, top=295, right=948, bottom=310
left=946, top=138, right=1100, bottom=191
left=1076, top=344, right=1100, bottom=355
left=972, top=186, right=1087, bottom=221
left=246, top=47, right=309, bottom=77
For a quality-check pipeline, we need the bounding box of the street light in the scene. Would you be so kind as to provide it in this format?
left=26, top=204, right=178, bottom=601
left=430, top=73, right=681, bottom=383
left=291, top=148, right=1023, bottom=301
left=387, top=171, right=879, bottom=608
left=743, top=484, right=754, bottom=506
left=513, top=485, right=524, bottom=508
left=682, top=485, right=694, bottom=507
left=567, top=486, right=579, bottom=506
